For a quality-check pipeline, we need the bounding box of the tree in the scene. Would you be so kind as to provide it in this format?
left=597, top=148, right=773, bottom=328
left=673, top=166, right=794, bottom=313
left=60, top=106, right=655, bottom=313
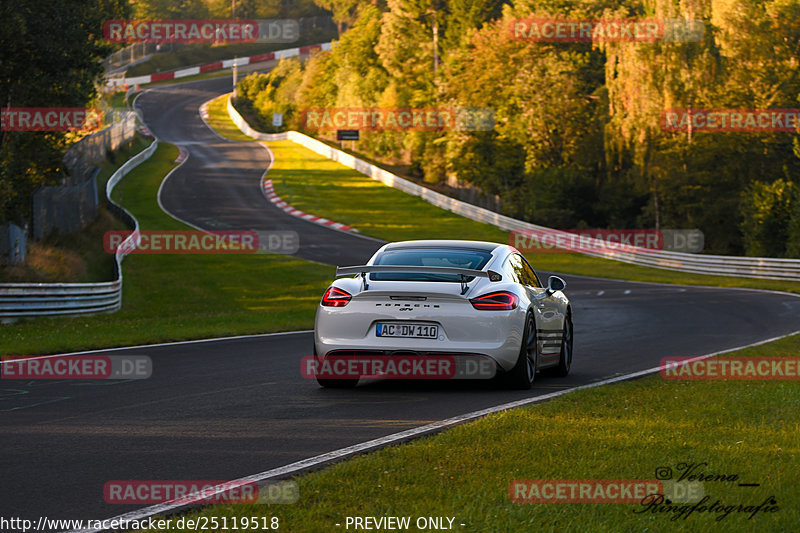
left=442, top=0, right=503, bottom=49
left=375, top=0, right=438, bottom=104
left=0, top=0, right=129, bottom=224
left=740, top=179, right=797, bottom=257
left=133, top=0, right=209, bottom=18
left=442, top=11, right=604, bottom=219
left=311, top=0, right=373, bottom=34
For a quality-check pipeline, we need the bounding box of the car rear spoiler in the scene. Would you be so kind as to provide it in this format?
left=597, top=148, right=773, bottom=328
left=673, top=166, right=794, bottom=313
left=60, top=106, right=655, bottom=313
left=335, top=265, right=502, bottom=294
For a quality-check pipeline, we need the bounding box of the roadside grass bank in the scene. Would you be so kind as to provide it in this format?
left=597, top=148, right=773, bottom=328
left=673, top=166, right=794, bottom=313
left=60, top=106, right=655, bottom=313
left=2, top=142, right=333, bottom=354
left=266, top=138, right=509, bottom=243
left=205, top=96, right=255, bottom=141
left=96, top=134, right=153, bottom=191
left=0, top=209, right=129, bottom=284
left=0, top=135, right=150, bottom=284
left=143, top=332, right=800, bottom=533
left=104, top=90, right=127, bottom=110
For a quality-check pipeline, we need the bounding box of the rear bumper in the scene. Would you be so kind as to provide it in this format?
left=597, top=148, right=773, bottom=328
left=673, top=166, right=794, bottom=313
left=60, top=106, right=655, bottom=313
left=314, top=306, right=525, bottom=371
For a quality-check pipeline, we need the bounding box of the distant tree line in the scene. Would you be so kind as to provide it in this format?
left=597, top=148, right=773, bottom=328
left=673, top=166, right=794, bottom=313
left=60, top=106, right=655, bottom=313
left=236, top=0, right=800, bottom=256
left=131, top=0, right=330, bottom=20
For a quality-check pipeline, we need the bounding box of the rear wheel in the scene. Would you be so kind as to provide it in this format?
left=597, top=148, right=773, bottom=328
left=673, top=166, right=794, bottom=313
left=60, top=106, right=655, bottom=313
left=554, top=311, right=573, bottom=377
left=506, top=312, right=537, bottom=390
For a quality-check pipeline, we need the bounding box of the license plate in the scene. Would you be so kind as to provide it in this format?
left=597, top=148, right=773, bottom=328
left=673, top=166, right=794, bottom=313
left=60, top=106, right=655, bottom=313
left=376, top=323, right=438, bottom=338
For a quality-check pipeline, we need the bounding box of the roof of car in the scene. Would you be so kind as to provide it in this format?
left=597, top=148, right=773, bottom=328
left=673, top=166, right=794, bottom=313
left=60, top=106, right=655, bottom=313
left=381, top=240, right=506, bottom=253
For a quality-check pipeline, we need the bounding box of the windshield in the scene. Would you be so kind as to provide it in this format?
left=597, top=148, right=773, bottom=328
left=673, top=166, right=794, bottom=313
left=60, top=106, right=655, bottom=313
left=369, top=248, right=493, bottom=282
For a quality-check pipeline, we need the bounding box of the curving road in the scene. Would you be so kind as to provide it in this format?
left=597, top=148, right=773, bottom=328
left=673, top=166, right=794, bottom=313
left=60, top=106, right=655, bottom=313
left=2, top=75, right=799, bottom=528
left=141, top=76, right=383, bottom=266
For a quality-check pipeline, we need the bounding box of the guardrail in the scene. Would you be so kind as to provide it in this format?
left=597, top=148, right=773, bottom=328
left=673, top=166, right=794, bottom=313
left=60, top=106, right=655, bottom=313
left=227, top=97, right=800, bottom=282
left=0, top=139, right=157, bottom=319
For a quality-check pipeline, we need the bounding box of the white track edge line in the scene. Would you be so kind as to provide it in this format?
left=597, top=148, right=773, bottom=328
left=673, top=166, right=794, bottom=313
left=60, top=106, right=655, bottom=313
left=197, top=100, right=233, bottom=143
left=1, top=330, right=314, bottom=362
left=550, top=270, right=800, bottom=298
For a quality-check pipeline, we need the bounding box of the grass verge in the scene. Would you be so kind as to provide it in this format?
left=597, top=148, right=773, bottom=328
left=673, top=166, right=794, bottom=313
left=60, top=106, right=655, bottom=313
left=0, top=209, right=130, bottom=284
left=205, top=96, right=254, bottom=142
left=0, top=135, right=151, bottom=284
left=142, top=332, right=800, bottom=533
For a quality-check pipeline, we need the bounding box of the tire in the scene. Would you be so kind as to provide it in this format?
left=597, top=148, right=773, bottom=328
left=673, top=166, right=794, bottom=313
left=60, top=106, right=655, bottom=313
left=506, top=312, right=537, bottom=390
left=554, top=311, right=573, bottom=377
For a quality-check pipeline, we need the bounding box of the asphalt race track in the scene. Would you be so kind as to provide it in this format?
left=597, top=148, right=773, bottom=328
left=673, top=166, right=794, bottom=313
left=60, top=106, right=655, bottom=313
left=2, top=75, right=799, bottom=527
left=144, top=76, right=383, bottom=266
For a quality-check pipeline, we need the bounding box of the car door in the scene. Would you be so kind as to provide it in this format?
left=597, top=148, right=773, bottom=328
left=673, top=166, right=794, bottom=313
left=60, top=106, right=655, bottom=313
left=510, top=254, right=565, bottom=363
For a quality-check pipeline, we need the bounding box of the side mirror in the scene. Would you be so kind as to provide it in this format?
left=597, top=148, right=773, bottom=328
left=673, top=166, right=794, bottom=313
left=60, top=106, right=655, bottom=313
left=547, top=275, right=566, bottom=293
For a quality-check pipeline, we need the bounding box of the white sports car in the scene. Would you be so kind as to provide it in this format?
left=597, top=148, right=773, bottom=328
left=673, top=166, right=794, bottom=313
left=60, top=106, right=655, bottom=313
left=313, top=240, right=572, bottom=389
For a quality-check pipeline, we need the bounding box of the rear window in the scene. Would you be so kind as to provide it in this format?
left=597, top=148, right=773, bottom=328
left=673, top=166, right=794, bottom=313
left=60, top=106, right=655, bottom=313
left=370, top=248, right=493, bottom=282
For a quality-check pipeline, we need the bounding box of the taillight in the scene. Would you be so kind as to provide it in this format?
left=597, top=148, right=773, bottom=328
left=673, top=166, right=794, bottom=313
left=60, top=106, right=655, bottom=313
left=321, top=286, right=352, bottom=307
left=470, top=291, right=518, bottom=310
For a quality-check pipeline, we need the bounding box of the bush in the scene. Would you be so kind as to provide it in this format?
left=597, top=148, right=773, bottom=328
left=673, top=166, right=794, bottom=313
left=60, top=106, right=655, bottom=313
left=740, top=179, right=797, bottom=257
